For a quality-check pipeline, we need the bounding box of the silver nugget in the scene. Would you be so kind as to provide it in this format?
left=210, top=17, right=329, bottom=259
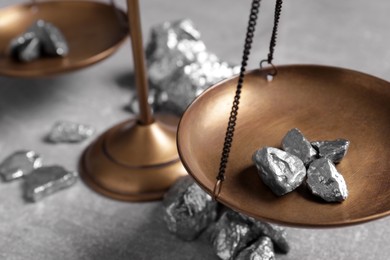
left=8, top=20, right=69, bottom=63
left=24, top=165, right=78, bottom=202
left=9, top=32, right=41, bottom=62
left=208, top=210, right=259, bottom=260
left=253, top=220, right=290, bottom=253
left=253, top=147, right=306, bottom=196
left=47, top=121, right=95, bottom=143
left=234, top=211, right=289, bottom=253
left=0, top=150, right=42, bottom=181
left=236, top=236, right=275, bottom=260
left=311, top=139, right=350, bottom=163
left=306, top=158, right=348, bottom=202
left=29, top=20, right=69, bottom=57
left=145, top=19, right=239, bottom=115
left=282, top=128, right=317, bottom=165
left=163, top=176, right=218, bottom=241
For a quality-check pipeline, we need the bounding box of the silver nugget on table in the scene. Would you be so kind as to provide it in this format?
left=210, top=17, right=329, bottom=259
left=0, top=150, right=42, bottom=181
left=282, top=128, right=317, bottom=166
left=253, top=147, right=306, bottom=196
left=311, top=139, right=350, bottom=163
left=145, top=19, right=239, bottom=115
left=306, top=158, right=348, bottom=202
left=24, top=165, right=78, bottom=202
left=236, top=236, right=275, bottom=260
left=233, top=210, right=290, bottom=253
left=47, top=121, right=95, bottom=143
left=208, top=210, right=261, bottom=260
left=253, top=219, right=290, bottom=253
left=208, top=209, right=289, bottom=260
left=163, top=176, right=218, bottom=241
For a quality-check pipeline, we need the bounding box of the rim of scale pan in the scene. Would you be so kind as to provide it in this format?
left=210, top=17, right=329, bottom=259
left=177, top=64, right=390, bottom=228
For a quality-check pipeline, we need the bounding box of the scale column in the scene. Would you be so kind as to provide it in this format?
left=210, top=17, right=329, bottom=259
left=127, top=0, right=153, bottom=125
left=80, top=0, right=187, bottom=201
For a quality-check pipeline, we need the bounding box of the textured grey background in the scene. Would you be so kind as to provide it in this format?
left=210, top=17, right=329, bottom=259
left=0, top=0, right=390, bottom=259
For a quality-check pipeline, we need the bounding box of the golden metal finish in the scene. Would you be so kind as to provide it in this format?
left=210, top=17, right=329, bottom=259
left=126, top=0, right=153, bottom=125
left=177, top=64, right=390, bottom=227
left=81, top=116, right=187, bottom=201
left=80, top=0, right=187, bottom=201
left=0, top=1, right=128, bottom=77
left=212, top=179, right=223, bottom=200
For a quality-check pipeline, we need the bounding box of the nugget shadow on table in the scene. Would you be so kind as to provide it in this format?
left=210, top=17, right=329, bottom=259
left=115, top=71, right=136, bottom=90
left=0, top=76, right=69, bottom=115
left=84, top=205, right=218, bottom=260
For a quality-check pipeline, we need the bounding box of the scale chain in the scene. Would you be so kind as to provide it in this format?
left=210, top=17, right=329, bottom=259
left=267, top=0, right=283, bottom=64
left=214, top=0, right=284, bottom=200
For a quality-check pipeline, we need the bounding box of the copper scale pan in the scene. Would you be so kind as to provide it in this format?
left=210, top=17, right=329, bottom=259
left=177, top=64, right=390, bottom=228
left=0, top=1, right=128, bottom=78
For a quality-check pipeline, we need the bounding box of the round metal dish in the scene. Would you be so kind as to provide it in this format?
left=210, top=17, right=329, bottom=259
left=0, top=1, right=128, bottom=77
left=177, top=64, right=390, bottom=228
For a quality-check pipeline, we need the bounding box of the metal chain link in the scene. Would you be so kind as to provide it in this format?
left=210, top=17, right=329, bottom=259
left=267, top=0, right=283, bottom=64
left=214, top=0, right=284, bottom=199
left=260, top=0, right=283, bottom=76
left=214, top=0, right=261, bottom=198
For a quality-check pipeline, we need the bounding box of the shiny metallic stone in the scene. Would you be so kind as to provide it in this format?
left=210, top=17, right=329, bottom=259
left=232, top=209, right=289, bottom=253
left=24, top=165, right=78, bottom=202
left=145, top=19, right=239, bottom=115
left=0, top=150, right=42, bottom=181
left=236, top=236, right=275, bottom=260
left=209, top=209, right=289, bottom=259
left=8, top=20, right=69, bottom=62
left=208, top=210, right=259, bottom=260
left=306, top=158, right=348, bottom=202
left=29, top=20, right=69, bottom=57
left=18, top=37, right=41, bottom=62
left=282, top=128, right=317, bottom=165
left=163, top=176, right=218, bottom=241
left=9, top=32, right=41, bottom=62
left=311, top=139, right=350, bottom=163
left=252, top=219, right=290, bottom=253
left=253, top=147, right=306, bottom=196
left=126, top=88, right=156, bottom=115
left=47, top=121, right=95, bottom=143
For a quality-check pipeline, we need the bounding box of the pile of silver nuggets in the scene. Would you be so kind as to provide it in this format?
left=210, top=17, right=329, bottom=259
left=9, top=20, right=69, bottom=62
left=129, top=19, right=240, bottom=116
left=253, top=128, right=350, bottom=202
left=163, top=176, right=289, bottom=260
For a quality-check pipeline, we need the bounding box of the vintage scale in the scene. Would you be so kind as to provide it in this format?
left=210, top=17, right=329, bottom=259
left=177, top=0, right=390, bottom=228
left=1, top=0, right=390, bottom=228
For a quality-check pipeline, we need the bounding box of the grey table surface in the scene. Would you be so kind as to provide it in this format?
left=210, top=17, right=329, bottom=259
left=1, top=0, right=390, bottom=259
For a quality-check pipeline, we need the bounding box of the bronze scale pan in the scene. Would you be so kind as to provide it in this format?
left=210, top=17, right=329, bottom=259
left=0, top=1, right=128, bottom=77
left=177, top=64, right=390, bottom=228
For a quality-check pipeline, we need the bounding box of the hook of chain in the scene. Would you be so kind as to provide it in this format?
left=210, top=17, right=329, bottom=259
left=260, top=59, right=277, bottom=81
left=260, top=0, right=283, bottom=81
left=212, top=179, right=223, bottom=200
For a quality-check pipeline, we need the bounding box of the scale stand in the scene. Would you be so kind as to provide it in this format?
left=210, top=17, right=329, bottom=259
left=80, top=0, right=187, bottom=201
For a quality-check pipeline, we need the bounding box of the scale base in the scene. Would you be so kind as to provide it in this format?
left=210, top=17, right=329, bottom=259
left=80, top=116, right=187, bottom=201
